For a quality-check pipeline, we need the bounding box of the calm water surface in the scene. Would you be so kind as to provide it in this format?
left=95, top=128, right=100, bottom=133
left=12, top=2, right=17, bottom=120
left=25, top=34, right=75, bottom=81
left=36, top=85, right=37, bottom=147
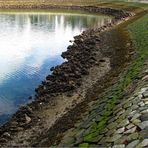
left=0, top=11, right=111, bottom=124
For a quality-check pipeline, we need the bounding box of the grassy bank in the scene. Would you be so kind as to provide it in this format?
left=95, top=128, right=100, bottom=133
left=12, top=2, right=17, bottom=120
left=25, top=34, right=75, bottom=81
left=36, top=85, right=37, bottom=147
left=79, top=12, right=148, bottom=147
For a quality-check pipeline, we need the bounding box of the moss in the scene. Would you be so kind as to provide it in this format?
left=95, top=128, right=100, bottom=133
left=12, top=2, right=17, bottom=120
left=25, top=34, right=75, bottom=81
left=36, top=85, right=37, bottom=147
left=79, top=143, right=89, bottom=148
left=84, top=132, right=97, bottom=142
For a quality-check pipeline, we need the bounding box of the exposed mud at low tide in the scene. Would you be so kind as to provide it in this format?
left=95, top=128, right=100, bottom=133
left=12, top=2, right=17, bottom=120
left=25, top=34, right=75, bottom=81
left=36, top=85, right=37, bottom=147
left=0, top=6, right=134, bottom=146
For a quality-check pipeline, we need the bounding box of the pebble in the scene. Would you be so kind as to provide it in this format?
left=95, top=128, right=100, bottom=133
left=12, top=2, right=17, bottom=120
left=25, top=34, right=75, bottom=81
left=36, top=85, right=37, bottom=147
left=25, top=114, right=31, bottom=124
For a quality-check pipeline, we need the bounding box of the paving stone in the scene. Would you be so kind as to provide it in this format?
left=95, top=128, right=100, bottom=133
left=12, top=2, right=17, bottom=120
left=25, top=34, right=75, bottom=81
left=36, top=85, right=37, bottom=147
left=100, top=128, right=108, bottom=134
left=117, top=109, right=125, bottom=116
left=105, top=129, right=116, bottom=136
left=124, top=126, right=137, bottom=134
left=138, top=121, right=148, bottom=130
left=114, top=135, right=129, bottom=144
left=139, top=106, right=148, bottom=112
left=131, top=105, right=139, bottom=110
left=108, top=122, right=118, bottom=130
left=140, top=113, right=148, bottom=121
left=129, top=110, right=137, bottom=117
left=141, top=109, right=148, bottom=114
left=112, top=144, right=125, bottom=148
left=99, top=137, right=106, bottom=144
left=143, top=91, right=148, bottom=98
left=142, top=97, right=148, bottom=102
left=83, top=127, right=92, bottom=136
left=131, top=119, right=141, bottom=125
left=91, top=134, right=104, bottom=143
left=106, top=134, right=122, bottom=142
left=123, top=102, right=132, bottom=109
left=140, top=139, right=148, bottom=147
left=136, top=139, right=148, bottom=147
left=139, top=127, right=148, bottom=139
left=75, top=129, right=85, bottom=138
left=138, top=102, right=145, bottom=107
left=126, top=140, right=139, bottom=148
left=116, top=127, right=125, bottom=134
left=118, top=119, right=129, bottom=128
left=138, top=94, right=143, bottom=99
left=118, top=114, right=126, bottom=120
left=113, top=107, right=123, bottom=114
left=62, top=137, right=75, bottom=145
left=141, top=87, right=148, bottom=93
left=116, top=118, right=123, bottom=124
left=126, top=123, right=135, bottom=129
left=108, top=117, right=116, bottom=124
left=129, top=132, right=139, bottom=140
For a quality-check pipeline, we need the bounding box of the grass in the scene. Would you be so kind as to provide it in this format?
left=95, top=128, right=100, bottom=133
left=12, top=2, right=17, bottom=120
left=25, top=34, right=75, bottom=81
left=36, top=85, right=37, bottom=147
left=78, top=11, right=148, bottom=148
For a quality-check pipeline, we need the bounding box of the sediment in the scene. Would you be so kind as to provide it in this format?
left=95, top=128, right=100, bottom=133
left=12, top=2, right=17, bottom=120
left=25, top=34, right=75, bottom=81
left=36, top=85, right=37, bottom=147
left=0, top=5, right=135, bottom=147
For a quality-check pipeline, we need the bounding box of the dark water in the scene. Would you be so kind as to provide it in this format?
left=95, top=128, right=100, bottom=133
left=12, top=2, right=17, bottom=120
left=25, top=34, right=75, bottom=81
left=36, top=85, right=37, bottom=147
left=0, top=11, right=111, bottom=125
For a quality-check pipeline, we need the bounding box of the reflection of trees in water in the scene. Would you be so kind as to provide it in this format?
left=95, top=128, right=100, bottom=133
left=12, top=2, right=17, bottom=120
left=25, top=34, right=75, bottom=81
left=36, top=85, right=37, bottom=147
left=57, top=15, right=110, bottom=30
left=29, top=15, right=56, bottom=31
left=0, top=13, right=111, bottom=32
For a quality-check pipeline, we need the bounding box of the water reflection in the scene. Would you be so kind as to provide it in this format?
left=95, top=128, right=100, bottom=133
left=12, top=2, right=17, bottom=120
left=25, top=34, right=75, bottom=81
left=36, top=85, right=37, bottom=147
left=0, top=12, right=111, bottom=124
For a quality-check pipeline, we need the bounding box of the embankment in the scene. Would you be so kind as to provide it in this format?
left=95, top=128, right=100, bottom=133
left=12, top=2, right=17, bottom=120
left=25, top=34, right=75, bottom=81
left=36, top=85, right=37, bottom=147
left=0, top=5, right=142, bottom=147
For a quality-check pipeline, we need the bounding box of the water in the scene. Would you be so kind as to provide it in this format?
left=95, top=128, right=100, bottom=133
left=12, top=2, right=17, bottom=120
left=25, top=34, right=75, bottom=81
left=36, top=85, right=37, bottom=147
left=0, top=11, right=111, bottom=125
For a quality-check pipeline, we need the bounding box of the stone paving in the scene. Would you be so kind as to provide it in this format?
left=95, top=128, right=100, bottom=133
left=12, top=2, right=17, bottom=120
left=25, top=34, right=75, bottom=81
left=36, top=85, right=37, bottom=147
left=58, top=63, right=148, bottom=147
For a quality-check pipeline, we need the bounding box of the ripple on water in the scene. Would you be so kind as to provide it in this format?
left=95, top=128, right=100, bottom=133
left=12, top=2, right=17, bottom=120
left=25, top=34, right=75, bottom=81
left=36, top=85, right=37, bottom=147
left=0, top=12, right=111, bottom=124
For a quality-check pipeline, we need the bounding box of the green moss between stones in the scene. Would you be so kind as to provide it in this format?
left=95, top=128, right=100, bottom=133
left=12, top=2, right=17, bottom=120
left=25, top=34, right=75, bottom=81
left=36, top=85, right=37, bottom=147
left=79, top=143, right=89, bottom=148
left=79, top=12, right=148, bottom=146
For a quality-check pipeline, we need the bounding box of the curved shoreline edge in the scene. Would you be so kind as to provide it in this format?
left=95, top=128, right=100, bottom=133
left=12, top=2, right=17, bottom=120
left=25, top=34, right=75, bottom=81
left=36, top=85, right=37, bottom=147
left=0, top=5, right=135, bottom=146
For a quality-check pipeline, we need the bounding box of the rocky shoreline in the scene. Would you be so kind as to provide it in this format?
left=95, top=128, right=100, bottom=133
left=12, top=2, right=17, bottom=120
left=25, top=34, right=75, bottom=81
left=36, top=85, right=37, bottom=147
left=0, top=6, right=134, bottom=146
left=58, top=59, right=148, bottom=147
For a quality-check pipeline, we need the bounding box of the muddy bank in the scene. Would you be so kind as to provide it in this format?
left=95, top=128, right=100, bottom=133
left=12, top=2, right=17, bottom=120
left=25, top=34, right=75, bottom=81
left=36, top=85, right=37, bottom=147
left=0, top=6, right=134, bottom=146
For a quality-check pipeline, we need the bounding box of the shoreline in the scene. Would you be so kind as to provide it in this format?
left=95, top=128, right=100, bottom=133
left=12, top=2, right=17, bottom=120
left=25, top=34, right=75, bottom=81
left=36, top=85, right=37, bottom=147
left=0, top=5, right=139, bottom=146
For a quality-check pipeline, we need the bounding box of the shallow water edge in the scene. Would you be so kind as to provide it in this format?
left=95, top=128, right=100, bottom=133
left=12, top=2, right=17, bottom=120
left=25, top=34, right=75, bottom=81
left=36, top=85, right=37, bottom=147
left=0, top=6, right=134, bottom=146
